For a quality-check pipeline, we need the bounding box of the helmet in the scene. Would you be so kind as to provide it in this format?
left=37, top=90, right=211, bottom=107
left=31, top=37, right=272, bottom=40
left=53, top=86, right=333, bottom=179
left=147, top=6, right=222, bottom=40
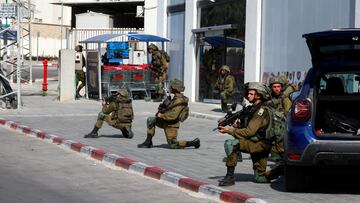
left=75, top=45, right=83, bottom=52
left=148, top=43, right=159, bottom=51
left=169, top=79, right=185, bottom=92
left=246, top=82, right=270, bottom=100
left=220, top=65, right=231, bottom=73
left=279, top=75, right=288, bottom=85
left=269, top=76, right=284, bottom=86
left=117, top=88, right=129, bottom=98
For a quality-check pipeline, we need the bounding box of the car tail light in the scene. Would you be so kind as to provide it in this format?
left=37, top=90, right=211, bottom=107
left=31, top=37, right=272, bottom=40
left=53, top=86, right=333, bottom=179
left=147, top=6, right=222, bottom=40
left=292, top=98, right=311, bottom=122
left=288, top=153, right=301, bottom=160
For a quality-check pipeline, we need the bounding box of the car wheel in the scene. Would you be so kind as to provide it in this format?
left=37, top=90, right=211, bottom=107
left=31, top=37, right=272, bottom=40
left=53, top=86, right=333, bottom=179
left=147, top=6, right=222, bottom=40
left=284, top=164, right=305, bottom=192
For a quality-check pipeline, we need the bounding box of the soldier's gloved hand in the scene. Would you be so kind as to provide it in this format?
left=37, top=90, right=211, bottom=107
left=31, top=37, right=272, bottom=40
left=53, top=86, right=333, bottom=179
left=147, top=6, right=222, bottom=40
left=156, top=112, right=162, bottom=118
left=218, top=126, right=230, bottom=134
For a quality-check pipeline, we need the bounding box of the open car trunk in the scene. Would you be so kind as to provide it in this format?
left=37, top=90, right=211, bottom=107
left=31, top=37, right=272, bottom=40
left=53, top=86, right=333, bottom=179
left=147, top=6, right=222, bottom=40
left=315, top=95, right=360, bottom=136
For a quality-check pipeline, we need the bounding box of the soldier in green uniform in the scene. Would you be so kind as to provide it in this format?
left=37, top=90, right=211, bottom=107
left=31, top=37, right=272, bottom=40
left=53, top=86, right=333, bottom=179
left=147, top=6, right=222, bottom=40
left=218, top=82, right=272, bottom=186
left=84, top=88, right=134, bottom=139
left=215, top=65, right=235, bottom=112
left=137, top=79, right=200, bottom=149
left=75, top=45, right=86, bottom=99
left=265, top=76, right=295, bottom=181
left=148, top=43, right=169, bottom=102
left=266, top=76, right=292, bottom=163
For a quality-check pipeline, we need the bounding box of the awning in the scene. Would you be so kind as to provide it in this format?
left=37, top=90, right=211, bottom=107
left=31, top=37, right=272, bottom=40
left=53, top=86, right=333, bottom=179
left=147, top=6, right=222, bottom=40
left=79, top=33, right=170, bottom=44
left=202, top=36, right=244, bottom=48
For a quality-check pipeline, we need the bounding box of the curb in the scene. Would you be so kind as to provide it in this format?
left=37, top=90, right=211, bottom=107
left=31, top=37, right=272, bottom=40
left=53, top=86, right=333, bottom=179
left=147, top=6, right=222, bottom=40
left=0, top=118, right=267, bottom=203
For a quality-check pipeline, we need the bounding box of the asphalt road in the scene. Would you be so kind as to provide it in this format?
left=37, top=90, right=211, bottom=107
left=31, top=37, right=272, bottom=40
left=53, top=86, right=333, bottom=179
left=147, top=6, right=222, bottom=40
left=0, top=127, right=215, bottom=203
left=2, top=83, right=360, bottom=202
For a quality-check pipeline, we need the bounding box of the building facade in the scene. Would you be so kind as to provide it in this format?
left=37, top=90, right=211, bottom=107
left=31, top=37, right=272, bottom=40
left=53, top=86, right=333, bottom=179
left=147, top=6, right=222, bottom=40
left=145, top=0, right=360, bottom=102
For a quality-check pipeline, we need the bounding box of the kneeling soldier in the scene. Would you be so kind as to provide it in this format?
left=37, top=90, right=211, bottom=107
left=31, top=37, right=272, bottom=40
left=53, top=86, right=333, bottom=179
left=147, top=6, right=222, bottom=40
left=138, top=79, right=200, bottom=149
left=218, top=82, right=272, bottom=186
left=84, top=88, right=134, bottom=139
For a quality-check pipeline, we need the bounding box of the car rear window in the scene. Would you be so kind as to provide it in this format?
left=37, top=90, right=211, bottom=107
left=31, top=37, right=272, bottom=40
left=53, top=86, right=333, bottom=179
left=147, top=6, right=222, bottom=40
left=318, top=72, right=360, bottom=95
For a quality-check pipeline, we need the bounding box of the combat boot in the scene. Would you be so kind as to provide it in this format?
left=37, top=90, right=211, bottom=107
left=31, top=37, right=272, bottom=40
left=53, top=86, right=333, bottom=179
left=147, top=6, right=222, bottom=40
left=84, top=126, right=99, bottom=138
left=137, top=134, right=153, bottom=148
left=218, top=166, right=235, bottom=186
left=186, top=138, right=200, bottom=149
left=254, top=171, right=270, bottom=183
left=121, top=127, right=134, bottom=139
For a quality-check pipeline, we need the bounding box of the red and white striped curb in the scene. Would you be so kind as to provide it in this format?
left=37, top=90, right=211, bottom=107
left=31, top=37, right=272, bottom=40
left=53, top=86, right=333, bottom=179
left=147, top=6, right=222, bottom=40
left=0, top=118, right=267, bottom=203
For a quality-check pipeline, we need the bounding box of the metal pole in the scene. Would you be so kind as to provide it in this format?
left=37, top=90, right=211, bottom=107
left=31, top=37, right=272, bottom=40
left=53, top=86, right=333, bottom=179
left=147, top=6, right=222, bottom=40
left=16, top=3, right=21, bottom=109
left=28, top=0, right=32, bottom=84
left=36, top=31, right=39, bottom=61
left=60, top=0, right=63, bottom=50
left=97, top=43, right=102, bottom=100
left=85, top=43, right=88, bottom=99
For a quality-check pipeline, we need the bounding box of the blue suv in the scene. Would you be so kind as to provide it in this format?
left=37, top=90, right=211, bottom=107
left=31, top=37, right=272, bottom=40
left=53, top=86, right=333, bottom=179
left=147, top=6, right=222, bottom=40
left=285, top=29, right=360, bottom=192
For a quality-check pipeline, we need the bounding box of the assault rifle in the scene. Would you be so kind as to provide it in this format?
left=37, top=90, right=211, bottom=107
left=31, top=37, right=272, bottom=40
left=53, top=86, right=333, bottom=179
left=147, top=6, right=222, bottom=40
left=157, top=82, right=171, bottom=114
left=102, top=93, right=118, bottom=104
left=213, top=105, right=251, bottom=131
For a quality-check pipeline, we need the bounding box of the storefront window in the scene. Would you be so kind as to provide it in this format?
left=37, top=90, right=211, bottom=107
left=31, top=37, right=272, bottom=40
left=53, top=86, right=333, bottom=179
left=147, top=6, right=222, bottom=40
left=197, top=0, right=246, bottom=103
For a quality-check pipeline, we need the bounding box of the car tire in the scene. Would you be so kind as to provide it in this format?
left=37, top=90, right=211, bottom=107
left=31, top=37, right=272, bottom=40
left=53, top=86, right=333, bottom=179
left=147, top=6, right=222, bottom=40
left=284, top=164, right=305, bottom=192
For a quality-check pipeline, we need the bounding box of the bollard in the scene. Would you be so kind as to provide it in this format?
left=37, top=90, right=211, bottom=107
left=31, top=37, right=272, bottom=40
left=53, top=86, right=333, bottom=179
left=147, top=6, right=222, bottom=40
left=42, top=59, right=48, bottom=96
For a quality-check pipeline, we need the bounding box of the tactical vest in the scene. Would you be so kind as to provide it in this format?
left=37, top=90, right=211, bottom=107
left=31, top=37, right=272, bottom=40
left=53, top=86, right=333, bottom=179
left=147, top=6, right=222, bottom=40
left=241, top=104, right=267, bottom=141
left=117, top=98, right=133, bottom=123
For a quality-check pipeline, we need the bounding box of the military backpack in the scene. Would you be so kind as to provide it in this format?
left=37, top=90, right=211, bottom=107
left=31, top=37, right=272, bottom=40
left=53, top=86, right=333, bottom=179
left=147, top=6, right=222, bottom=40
left=178, top=104, right=189, bottom=122
left=160, top=50, right=170, bottom=63
left=117, top=99, right=134, bottom=123
left=263, top=106, right=287, bottom=144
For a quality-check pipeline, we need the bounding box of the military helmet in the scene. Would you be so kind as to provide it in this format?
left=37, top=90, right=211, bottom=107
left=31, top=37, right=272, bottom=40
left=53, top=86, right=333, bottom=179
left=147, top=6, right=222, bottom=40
left=279, top=75, right=289, bottom=85
left=75, top=45, right=83, bottom=52
left=148, top=43, right=159, bottom=51
left=246, top=82, right=270, bottom=100
left=117, top=88, right=129, bottom=98
left=220, top=65, right=231, bottom=73
left=269, top=76, right=284, bottom=86
left=169, top=79, right=185, bottom=92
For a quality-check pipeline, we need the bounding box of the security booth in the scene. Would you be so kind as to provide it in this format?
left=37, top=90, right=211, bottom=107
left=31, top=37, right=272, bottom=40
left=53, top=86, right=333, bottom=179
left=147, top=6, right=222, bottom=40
left=79, top=33, right=170, bottom=100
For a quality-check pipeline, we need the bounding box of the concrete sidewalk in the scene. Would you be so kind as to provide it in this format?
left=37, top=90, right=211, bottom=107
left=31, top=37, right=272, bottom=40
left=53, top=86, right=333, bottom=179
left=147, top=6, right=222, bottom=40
left=0, top=80, right=268, bottom=203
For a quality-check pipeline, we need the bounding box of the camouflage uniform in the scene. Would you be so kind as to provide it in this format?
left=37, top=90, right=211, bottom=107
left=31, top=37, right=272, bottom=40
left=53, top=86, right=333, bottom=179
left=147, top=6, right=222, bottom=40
left=219, top=82, right=272, bottom=186
left=75, top=45, right=86, bottom=98
left=148, top=43, right=168, bottom=100
left=138, top=79, right=200, bottom=149
left=84, top=89, right=134, bottom=138
left=216, top=65, right=235, bottom=112
left=265, top=76, right=293, bottom=180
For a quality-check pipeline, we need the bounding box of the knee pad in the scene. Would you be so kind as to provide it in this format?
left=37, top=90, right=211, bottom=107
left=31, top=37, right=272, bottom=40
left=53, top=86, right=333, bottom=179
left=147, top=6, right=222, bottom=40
left=224, top=139, right=239, bottom=156
left=147, top=117, right=156, bottom=128
left=98, top=112, right=106, bottom=120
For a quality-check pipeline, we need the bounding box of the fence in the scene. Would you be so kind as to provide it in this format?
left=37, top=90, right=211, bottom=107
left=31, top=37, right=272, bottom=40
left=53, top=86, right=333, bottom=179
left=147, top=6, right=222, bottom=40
left=69, top=28, right=144, bottom=50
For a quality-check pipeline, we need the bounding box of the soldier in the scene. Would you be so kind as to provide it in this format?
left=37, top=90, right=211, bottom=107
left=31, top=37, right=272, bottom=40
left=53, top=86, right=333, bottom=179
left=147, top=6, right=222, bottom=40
left=215, top=65, right=235, bottom=112
left=266, top=76, right=292, bottom=163
left=137, top=79, right=200, bottom=149
left=218, top=82, right=272, bottom=186
left=75, top=45, right=86, bottom=99
left=148, top=43, right=169, bottom=102
left=265, top=76, right=294, bottom=181
left=84, top=88, right=134, bottom=139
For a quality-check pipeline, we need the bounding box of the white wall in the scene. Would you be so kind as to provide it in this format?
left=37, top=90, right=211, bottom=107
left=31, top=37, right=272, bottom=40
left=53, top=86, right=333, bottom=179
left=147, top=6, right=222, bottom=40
left=183, top=1, right=197, bottom=101
left=76, top=13, right=113, bottom=28
left=33, top=0, right=71, bottom=25
left=244, top=0, right=262, bottom=83
left=144, top=0, right=167, bottom=36
left=260, top=0, right=355, bottom=75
